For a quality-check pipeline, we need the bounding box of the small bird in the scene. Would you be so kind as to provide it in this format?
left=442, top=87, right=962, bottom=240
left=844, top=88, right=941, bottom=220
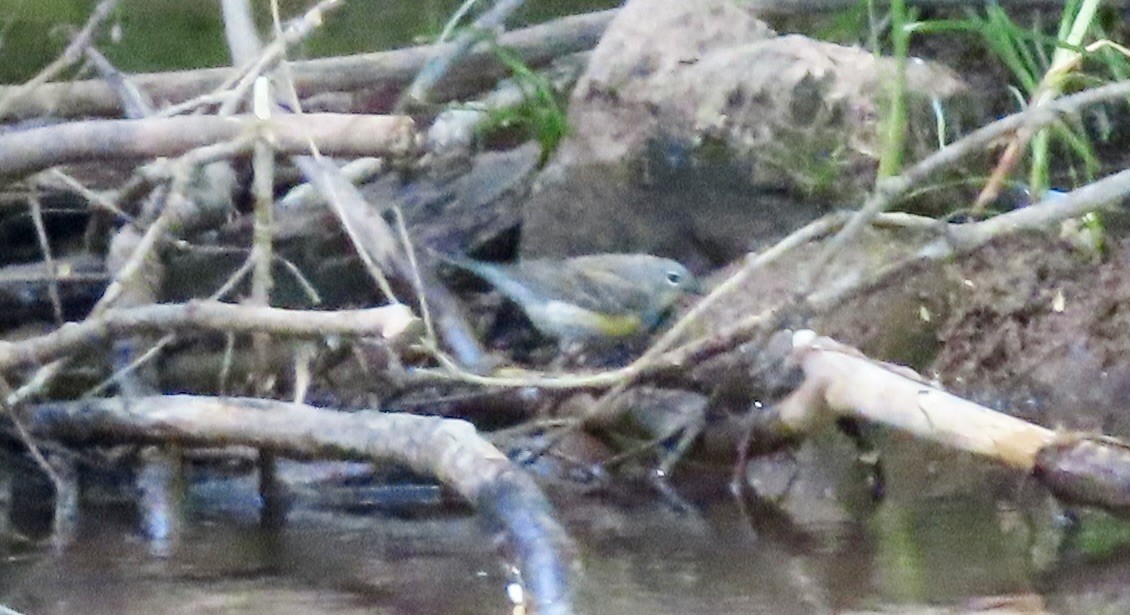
left=440, top=253, right=702, bottom=343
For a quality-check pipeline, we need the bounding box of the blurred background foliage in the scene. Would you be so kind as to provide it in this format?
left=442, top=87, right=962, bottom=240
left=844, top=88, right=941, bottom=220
left=0, top=0, right=619, bottom=83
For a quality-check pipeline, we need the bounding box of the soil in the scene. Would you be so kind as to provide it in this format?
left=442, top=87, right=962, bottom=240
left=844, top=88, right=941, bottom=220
left=934, top=231, right=1130, bottom=435
left=686, top=219, right=1130, bottom=442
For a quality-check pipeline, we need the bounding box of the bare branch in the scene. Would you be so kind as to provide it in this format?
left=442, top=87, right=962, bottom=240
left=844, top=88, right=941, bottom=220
left=0, top=0, right=119, bottom=118
left=0, top=301, right=419, bottom=372
left=0, top=10, right=614, bottom=121
left=396, top=0, right=528, bottom=111
left=0, top=114, right=417, bottom=179
left=18, top=394, right=578, bottom=614
left=778, top=332, right=1130, bottom=516
left=781, top=332, right=1053, bottom=469
left=804, top=78, right=1130, bottom=294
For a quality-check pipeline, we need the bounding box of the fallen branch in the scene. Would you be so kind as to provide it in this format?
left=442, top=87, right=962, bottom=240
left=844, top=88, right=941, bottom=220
left=0, top=10, right=615, bottom=121
left=0, top=301, right=419, bottom=372
left=807, top=168, right=1130, bottom=311
left=16, top=394, right=578, bottom=615
left=207, top=0, right=488, bottom=372
left=779, top=332, right=1130, bottom=516
left=295, top=156, right=490, bottom=371
left=0, top=113, right=417, bottom=179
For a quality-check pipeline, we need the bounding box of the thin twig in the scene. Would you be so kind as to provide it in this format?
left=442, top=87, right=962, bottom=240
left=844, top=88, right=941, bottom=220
left=44, top=169, right=139, bottom=224
left=392, top=205, right=437, bottom=346
left=83, top=334, right=173, bottom=399
left=802, top=78, right=1130, bottom=296
left=0, top=0, right=119, bottom=118
left=216, top=0, right=344, bottom=116
left=81, top=44, right=153, bottom=118
left=440, top=0, right=484, bottom=43
left=26, top=192, right=64, bottom=323
left=396, top=0, right=528, bottom=111
left=0, top=375, right=62, bottom=493
left=274, top=255, right=322, bottom=304
left=250, top=77, right=277, bottom=384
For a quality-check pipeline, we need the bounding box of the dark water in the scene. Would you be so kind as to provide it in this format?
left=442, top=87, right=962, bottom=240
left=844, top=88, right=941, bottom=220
left=3, top=465, right=1130, bottom=615
left=0, top=510, right=507, bottom=614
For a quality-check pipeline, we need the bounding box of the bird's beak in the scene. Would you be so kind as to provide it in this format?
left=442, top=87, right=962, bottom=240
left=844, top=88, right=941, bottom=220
left=687, top=277, right=707, bottom=296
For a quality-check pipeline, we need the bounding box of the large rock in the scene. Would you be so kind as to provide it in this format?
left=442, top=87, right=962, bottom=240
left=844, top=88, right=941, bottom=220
left=520, top=0, right=969, bottom=267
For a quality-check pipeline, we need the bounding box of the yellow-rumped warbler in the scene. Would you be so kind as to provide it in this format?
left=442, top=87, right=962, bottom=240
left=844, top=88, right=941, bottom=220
left=441, top=253, right=702, bottom=343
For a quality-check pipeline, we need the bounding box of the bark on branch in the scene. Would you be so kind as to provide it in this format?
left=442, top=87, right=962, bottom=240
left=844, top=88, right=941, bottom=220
left=0, top=113, right=417, bottom=179
left=17, top=394, right=578, bottom=615
left=777, top=332, right=1130, bottom=516
left=0, top=10, right=615, bottom=121
left=0, top=301, right=419, bottom=372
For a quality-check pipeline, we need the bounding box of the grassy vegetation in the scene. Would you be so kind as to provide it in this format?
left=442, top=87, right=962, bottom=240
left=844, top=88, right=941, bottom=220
left=474, top=43, right=570, bottom=166
left=872, top=0, right=1123, bottom=210
left=876, top=0, right=911, bottom=179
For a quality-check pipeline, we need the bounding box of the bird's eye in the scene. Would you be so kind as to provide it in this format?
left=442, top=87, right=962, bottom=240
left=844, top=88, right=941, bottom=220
left=665, top=270, right=683, bottom=285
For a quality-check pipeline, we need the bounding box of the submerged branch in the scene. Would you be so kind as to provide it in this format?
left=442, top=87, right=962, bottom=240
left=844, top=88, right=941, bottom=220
left=18, top=394, right=578, bottom=615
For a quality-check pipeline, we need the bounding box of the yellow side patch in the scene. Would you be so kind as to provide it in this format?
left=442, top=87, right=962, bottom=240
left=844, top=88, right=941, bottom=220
left=593, top=312, right=645, bottom=337
left=538, top=301, right=645, bottom=338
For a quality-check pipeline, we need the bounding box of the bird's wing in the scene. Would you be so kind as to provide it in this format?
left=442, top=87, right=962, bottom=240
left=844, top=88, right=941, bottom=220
left=566, top=263, right=651, bottom=314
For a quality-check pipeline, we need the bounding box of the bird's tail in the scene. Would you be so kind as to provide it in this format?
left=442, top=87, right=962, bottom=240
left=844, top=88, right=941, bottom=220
left=433, top=252, right=539, bottom=309
left=433, top=251, right=511, bottom=288
left=432, top=251, right=483, bottom=273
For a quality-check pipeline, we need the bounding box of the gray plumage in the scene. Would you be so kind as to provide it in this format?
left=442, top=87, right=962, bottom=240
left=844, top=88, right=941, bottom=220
left=441, top=253, right=701, bottom=341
